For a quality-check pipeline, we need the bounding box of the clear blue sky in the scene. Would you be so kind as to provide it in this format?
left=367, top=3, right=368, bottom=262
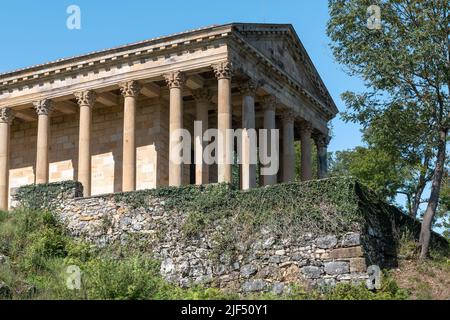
left=0, top=0, right=366, bottom=153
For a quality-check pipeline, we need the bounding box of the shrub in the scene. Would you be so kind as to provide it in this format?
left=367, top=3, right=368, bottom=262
left=83, top=254, right=162, bottom=300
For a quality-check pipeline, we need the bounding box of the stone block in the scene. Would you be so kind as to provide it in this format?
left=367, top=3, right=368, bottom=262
left=329, top=246, right=364, bottom=259
left=350, top=258, right=367, bottom=273
left=282, top=264, right=300, bottom=282
left=241, top=279, right=268, bottom=293
left=316, top=235, right=338, bottom=249
left=240, top=264, right=257, bottom=278
left=324, top=261, right=350, bottom=275
left=271, top=282, right=285, bottom=295
left=341, top=232, right=361, bottom=247
left=301, top=266, right=323, bottom=279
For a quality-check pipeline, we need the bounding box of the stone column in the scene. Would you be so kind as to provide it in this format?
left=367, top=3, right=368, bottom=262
left=281, top=111, right=295, bottom=183
left=74, top=90, right=96, bottom=197
left=0, top=108, right=14, bottom=210
left=300, top=121, right=313, bottom=181
left=239, top=80, right=258, bottom=190
left=192, top=88, right=210, bottom=185
left=261, top=96, right=277, bottom=186
left=315, top=133, right=330, bottom=179
left=34, top=99, right=53, bottom=184
left=213, top=61, right=233, bottom=183
left=164, top=71, right=185, bottom=187
left=119, top=80, right=141, bottom=192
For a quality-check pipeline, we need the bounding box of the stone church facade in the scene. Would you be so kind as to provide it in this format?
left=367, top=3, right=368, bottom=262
left=0, top=23, right=338, bottom=210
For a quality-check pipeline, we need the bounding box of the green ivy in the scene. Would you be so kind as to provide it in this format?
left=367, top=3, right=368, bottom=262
left=112, top=177, right=362, bottom=242
left=14, top=181, right=82, bottom=211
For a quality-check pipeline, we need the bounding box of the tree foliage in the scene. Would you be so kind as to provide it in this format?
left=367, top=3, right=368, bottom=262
left=330, top=147, right=406, bottom=201
left=327, top=0, right=449, bottom=258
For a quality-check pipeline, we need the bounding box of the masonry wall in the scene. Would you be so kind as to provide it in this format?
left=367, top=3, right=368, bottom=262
left=68, top=193, right=370, bottom=293
left=14, top=180, right=419, bottom=294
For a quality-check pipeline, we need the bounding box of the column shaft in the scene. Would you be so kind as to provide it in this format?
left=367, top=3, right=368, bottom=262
left=282, top=113, right=295, bottom=182
left=316, top=134, right=329, bottom=179
left=169, top=87, right=183, bottom=186
left=120, top=81, right=141, bottom=192
left=240, top=81, right=257, bottom=190
left=0, top=108, right=13, bottom=210
left=75, top=90, right=96, bottom=196
left=300, top=123, right=313, bottom=181
left=123, top=96, right=136, bottom=191
left=165, top=72, right=185, bottom=187
left=213, top=62, right=233, bottom=184
left=79, top=106, right=92, bottom=195
left=193, top=89, right=210, bottom=185
left=261, top=97, right=277, bottom=186
left=34, top=100, right=53, bottom=184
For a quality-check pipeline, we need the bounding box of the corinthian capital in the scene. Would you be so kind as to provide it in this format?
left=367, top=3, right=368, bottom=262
left=314, top=133, right=330, bottom=148
left=164, top=71, right=186, bottom=89
left=212, top=61, right=233, bottom=80
left=239, top=79, right=259, bottom=97
left=261, top=96, right=277, bottom=112
left=280, top=110, right=296, bottom=123
left=299, top=120, right=313, bottom=134
left=192, top=88, right=211, bottom=102
left=0, top=107, right=14, bottom=124
left=74, top=90, right=97, bottom=107
left=119, top=80, right=141, bottom=97
left=33, top=99, right=53, bottom=116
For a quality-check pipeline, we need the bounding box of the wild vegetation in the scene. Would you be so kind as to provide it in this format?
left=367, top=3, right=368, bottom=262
left=0, top=208, right=420, bottom=300
left=2, top=176, right=449, bottom=300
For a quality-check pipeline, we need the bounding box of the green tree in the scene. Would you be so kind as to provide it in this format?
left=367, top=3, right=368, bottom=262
left=329, top=147, right=406, bottom=201
left=327, top=0, right=449, bottom=259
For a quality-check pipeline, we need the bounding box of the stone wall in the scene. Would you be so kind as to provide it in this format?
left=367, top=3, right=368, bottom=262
left=13, top=179, right=421, bottom=294
left=60, top=195, right=368, bottom=293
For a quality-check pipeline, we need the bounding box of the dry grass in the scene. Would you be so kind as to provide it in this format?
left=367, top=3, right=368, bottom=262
left=392, top=258, right=450, bottom=300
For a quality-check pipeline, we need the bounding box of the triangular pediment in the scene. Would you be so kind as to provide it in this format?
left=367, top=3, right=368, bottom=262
left=233, top=23, right=337, bottom=114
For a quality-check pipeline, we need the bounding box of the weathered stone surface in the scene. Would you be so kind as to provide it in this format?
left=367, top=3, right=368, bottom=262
left=342, top=232, right=361, bottom=247
left=271, top=282, right=285, bottom=295
left=324, top=262, right=350, bottom=275
left=301, top=266, right=323, bottom=279
left=317, top=278, right=336, bottom=288
left=268, top=255, right=281, bottom=264
left=240, top=264, right=257, bottom=278
left=350, top=258, right=367, bottom=273
left=329, top=246, right=364, bottom=259
left=241, top=279, right=268, bottom=292
left=281, top=264, right=300, bottom=282
left=316, top=235, right=337, bottom=249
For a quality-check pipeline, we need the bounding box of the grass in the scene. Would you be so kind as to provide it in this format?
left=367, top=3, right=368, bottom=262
left=391, top=233, right=450, bottom=300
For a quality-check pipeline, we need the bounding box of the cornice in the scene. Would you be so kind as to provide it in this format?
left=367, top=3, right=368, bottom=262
left=0, top=24, right=234, bottom=89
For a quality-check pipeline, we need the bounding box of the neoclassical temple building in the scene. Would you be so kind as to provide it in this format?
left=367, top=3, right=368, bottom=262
left=0, top=23, right=337, bottom=209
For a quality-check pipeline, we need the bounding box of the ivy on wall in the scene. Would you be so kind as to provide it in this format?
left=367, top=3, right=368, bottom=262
left=111, top=177, right=364, bottom=239
left=14, top=181, right=82, bottom=211
left=13, top=177, right=448, bottom=260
